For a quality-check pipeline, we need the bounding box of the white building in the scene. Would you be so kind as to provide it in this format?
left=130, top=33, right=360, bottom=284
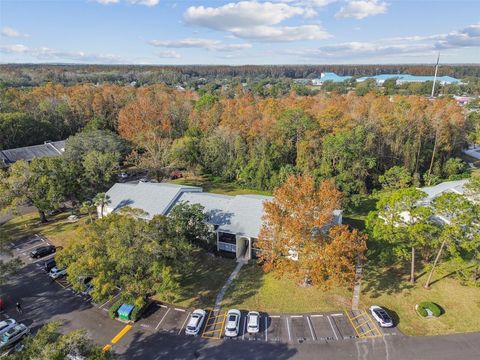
left=99, top=182, right=343, bottom=261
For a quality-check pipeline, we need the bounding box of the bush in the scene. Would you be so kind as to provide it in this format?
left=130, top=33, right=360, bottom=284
left=417, top=302, right=442, bottom=317
left=108, top=299, right=124, bottom=319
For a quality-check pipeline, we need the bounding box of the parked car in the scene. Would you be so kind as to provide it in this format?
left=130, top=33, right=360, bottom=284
left=118, top=172, right=129, bottom=179
left=30, top=245, right=56, bottom=259
left=0, top=323, right=29, bottom=350
left=246, top=311, right=260, bottom=334
left=49, top=267, right=67, bottom=280
left=80, top=283, right=94, bottom=297
left=224, top=309, right=241, bottom=338
left=43, top=258, right=56, bottom=272
left=369, top=305, right=394, bottom=328
left=0, top=319, right=16, bottom=337
left=185, top=309, right=206, bottom=336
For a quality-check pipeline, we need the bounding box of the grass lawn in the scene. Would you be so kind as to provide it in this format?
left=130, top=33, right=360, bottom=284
left=154, top=249, right=237, bottom=310
left=361, top=261, right=480, bottom=336
left=222, top=263, right=352, bottom=314
left=343, top=195, right=378, bottom=230
left=170, top=174, right=272, bottom=197
left=0, top=211, right=89, bottom=248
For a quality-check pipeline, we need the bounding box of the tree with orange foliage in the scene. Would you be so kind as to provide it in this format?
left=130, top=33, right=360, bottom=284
left=257, top=175, right=367, bottom=288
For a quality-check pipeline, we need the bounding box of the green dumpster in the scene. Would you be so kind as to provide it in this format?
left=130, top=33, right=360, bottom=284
left=117, top=303, right=134, bottom=321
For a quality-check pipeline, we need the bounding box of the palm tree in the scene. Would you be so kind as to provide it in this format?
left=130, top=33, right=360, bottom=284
left=93, top=193, right=111, bottom=219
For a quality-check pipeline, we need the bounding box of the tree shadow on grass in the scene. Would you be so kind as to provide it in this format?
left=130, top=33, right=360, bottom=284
left=361, top=263, right=414, bottom=298
left=164, top=250, right=238, bottom=309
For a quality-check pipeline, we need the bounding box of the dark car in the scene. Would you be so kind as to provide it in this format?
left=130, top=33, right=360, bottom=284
left=30, top=245, right=56, bottom=259
left=43, top=258, right=56, bottom=272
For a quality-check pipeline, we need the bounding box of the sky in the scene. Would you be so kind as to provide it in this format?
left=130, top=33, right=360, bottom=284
left=0, top=0, right=479, bottom=65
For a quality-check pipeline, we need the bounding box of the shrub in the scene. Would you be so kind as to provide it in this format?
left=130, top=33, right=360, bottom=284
left=108, top=299, right=124, bottom=319
left=417, top=302, right=442, bottom=317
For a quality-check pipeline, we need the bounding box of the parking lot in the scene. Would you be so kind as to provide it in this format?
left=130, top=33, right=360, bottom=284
left=135, top=301, right=367, bottom=345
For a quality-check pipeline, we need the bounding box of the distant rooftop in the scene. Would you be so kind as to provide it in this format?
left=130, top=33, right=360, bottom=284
left=313, top=72, right=352, bottom=84
left=0, top=140, right=66, bottom=167
left=419, top=179, right=469, bottom=204
left=357, top=73, right=460, bottom=84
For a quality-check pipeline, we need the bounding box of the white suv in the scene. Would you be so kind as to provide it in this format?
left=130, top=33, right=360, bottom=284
left=49, top=267, right=67, bottom=279
left=185, top=309, right=206, bottom=336
left=224, top=309, right=241, bottom=338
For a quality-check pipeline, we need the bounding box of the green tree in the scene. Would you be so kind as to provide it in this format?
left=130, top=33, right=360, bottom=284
left=56, top=212, right=194, bottom=304
left=378, top=166, right=413, bottom=191
left=168, top=202, right=214, bottom=248
left=9, top=321, right=113, bottom=360
left=319, top=126, right=376, bottom=207
left=82, top=151, right=120, bottom=198
left=424, top=192, right=478, bottom=288
left=0, top=159, right=67, bottom=223
left=367, top=188, right=439, bottom=283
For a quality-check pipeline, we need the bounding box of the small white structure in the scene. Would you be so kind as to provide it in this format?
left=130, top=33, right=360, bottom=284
left=99, top=182, right=343, bottom=261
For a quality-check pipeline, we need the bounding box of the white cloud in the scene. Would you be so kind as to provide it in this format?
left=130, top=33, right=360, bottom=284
left=0, top=44, right=125, bottom=63
left=231, top=25, right=330, bottom=41
left=184, top=1, right=307, bottom=30
left=128, top=0, right=159, bottom=6
left=149, top=38, right=253, bottom=51
left=284, top=23, right=480, bottom=60
left=1, top=26, right=28, bottom=38
left=183, top=1, right=329, bottom=42
left=336, top=0, right=388, bottom=20
left=94, top=0, right=120, bottom=4
left=156, top=50, right=181, bottom=59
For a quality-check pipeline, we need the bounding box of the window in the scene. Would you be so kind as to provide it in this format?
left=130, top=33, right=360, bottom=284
left=219, top=232, right=236, bottom=244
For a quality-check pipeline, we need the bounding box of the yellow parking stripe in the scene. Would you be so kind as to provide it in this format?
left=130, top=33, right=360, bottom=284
left=102, top=324, right=133, bottom=352
left=111, top=324, right=133, bottom=344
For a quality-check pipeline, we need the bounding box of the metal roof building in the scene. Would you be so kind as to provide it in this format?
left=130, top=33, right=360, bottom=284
left=0, top=140, right=66, bottom=168
left=312, top=72, right=352, bottom=85
left=101, top=182, right=343, bottom=261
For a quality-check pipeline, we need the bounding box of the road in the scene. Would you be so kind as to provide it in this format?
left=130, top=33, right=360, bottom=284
left=1, top=235, right=480, bottom=359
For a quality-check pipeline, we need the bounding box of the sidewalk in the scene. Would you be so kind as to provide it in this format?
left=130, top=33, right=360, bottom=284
left=212, top=260, right=245, bottom=314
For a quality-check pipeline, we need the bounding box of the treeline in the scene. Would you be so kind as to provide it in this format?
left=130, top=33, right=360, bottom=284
left=1, top=64, right=479, bottom=87
left=1, top=83, right=476, bottom=208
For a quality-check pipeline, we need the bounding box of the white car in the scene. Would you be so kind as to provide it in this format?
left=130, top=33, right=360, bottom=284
left=369, top=305, right=394, bottom=328
left=0, top=319, right=16, bottom=337
left=0, top=323, right=29, bottom=350
left=246, top=311, right=260, bottom=334
left=80, top=283, right=94, bottom=297
left=185, top=309, right=206, bottom=336
left=49, top=267, right=67, bottom=280
left=224, top=309, right=241, bottom=338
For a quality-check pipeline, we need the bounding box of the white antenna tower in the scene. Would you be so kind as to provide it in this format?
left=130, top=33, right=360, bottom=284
left=431, top=53, right=440, bottom=98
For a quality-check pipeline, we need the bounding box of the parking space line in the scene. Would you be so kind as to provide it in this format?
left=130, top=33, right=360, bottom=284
left=178, top=311, right=190, bottom=335
left=286, top=316, right=291, bottom=342
left=290, top=315, right=303, bottom=318
left=269, top=315, right=280, bottom=318
left=174, top=308, right=186, bottom=312
left=99, top=293, right=120, bottom=309
left=155, top=308, right=171, bottom=331
left=307, top=316, right=316, bottom=341
left=327, top=316, right=339, bottom=340
left=310, top=314, right=324, bottom=318
left=102, top=344, right=111, bottom=352
left=242, top=317, right=247, bottom=340
left=331, top=313, right=343, bottom=317
left=265, top=317, right=268, bottom=341
left=21, top=242, right=48, bottom=253
left=159, top=304, right=168, bottom=308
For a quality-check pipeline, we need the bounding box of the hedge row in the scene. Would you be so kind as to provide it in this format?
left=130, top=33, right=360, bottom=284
left=417, top=302, right=442, bottom=317
left=108, top=299, right=124, bottom=319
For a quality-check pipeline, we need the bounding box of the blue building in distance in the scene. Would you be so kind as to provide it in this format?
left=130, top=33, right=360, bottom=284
left=312, top=72, right=461, bottom=86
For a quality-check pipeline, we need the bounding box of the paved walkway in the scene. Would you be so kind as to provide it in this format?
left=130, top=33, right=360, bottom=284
left=351, top=260, right=363, bottom=311
left=212, top=260, right=246, bottom=313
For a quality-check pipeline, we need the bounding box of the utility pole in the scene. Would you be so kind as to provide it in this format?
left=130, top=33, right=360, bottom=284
left=430, top=53, right=440, bottom=98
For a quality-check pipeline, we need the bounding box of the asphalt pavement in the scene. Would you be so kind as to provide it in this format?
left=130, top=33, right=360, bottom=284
left=1, top=234, right=480, bottom=359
